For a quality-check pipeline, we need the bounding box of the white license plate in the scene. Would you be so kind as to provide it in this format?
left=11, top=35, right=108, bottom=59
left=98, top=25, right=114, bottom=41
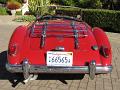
left=47, top=51, right=73, bottom=66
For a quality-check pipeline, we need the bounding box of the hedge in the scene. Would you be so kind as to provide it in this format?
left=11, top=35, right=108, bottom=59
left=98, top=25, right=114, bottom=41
left=56, top=8, right=82, bottom=17
left=56, top=8, right=120, bottom=33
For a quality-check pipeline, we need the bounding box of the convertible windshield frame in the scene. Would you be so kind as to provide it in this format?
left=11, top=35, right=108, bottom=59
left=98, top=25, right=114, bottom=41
left=36, top=15, right=82, bottom=22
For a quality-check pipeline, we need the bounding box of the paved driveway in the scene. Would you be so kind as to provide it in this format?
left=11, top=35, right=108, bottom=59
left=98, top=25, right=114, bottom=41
left=0, top=16, right=120, bottom=90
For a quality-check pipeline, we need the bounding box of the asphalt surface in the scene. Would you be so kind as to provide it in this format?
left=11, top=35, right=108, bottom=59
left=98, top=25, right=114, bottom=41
left=0, top=16, right=120, bottom=90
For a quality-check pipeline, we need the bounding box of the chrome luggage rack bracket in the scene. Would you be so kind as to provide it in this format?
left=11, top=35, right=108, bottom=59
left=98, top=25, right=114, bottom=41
left=30, top=16, right=89, bottom=49
left=40, top=21, right=48, bottom=48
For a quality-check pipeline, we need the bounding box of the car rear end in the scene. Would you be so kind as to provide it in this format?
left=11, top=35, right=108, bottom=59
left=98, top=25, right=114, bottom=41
left=6, top=16, right=112, bottom=80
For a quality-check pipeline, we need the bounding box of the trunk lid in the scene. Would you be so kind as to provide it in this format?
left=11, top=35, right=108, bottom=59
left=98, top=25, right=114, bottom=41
left=25, top=20, right=101, bottom=66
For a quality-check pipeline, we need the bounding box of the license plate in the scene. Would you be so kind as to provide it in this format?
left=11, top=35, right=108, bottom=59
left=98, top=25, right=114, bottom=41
left=47, top=51, right=73, bottom=66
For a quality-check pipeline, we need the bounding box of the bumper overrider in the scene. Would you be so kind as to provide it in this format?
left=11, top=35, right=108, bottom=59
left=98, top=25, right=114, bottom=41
left=6, top=60, right=112, bottom=80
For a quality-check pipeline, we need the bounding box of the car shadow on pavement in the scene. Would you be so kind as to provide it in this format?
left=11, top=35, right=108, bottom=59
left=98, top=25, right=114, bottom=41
left=0, top=51, right=25, bottom=87
left=0, top=51, right=85, bottom=88
left=37, top=73, right=85, bottom=84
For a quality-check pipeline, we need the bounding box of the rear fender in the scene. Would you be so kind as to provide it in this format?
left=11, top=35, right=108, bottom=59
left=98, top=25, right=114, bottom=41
left=93, top=27, right=112, bottom=66
left=8, top=25, right=28, bottom=64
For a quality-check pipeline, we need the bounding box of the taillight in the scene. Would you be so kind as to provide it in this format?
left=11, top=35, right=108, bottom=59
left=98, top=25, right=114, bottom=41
left=8, top=44, right=17, bottom=56
left=100, top=46, right=110, bottom=58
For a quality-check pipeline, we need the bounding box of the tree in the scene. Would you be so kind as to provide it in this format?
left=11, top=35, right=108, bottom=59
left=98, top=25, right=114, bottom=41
left=74, top=0, right=102, bottom=9
left=63, top=0, right=75, bottom=6
left=51, top=0, right=76, bottom=6
left=102, top=0, right=114, bottom=9
left=50, top=0, right=102, bottom=9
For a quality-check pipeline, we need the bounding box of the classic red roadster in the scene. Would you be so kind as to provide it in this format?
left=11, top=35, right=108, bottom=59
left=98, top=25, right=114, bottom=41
left=6, top=15, right=112, bottom=81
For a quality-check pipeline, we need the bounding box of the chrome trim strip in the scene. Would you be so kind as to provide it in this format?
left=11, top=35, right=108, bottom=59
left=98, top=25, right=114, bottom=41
left=6, top=63, right=112, bottom=74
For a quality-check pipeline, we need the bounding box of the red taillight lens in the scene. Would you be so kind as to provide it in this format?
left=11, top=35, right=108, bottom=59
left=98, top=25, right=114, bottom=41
left=100, top=46, right=110, bottom=58
left=8, top=44, right=17, bottom=56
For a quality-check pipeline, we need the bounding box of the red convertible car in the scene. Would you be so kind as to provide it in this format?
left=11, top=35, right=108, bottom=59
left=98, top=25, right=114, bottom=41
left=6, top=15, right=112, bottom=81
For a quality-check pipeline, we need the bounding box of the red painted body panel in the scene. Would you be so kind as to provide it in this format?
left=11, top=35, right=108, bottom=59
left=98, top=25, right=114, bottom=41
left=8, top=19, right=112, bottom=67
left=8, top=26, right=28, bottom=64
left=93, top=27, right=112, bottom=66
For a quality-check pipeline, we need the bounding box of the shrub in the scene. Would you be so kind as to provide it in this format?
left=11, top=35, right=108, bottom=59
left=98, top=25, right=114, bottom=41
left=7, top=0, right=22, bottom=10
left=56, top=8, right=120, bottom=33
left=0, top=7, right=8, bottom=15
left=13, top=15, right=35, bottom=22
left=29, top=0, right=50, bottom=15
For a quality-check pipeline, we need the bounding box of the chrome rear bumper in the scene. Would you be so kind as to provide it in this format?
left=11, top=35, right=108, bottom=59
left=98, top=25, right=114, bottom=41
left=6, top=60, right=112, bottom=80
left=6, top=62, right=112, bottom=74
